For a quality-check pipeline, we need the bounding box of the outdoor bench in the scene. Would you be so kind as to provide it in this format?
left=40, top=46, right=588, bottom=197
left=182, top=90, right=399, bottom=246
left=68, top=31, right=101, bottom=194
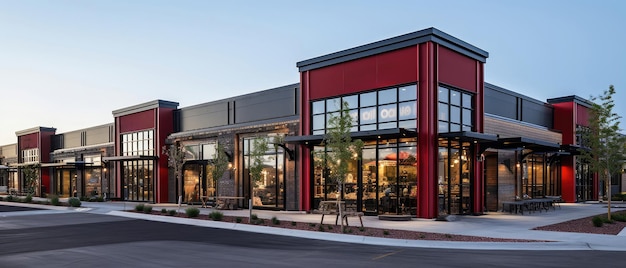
left=313, top=201, right=364, bottom=227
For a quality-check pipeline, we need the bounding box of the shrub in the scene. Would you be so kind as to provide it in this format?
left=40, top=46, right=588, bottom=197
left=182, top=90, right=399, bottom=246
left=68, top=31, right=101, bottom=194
left=80, top=196, right=89, bottom=201
left=309, top=223, right=316, bottom=227
left=161, top=208, right=167, bottom=214
left=143, top=205, right=153, bottom=214
left=611, top=194, right=623, bottom=201
left=68, top=197, right=82, bottom=207
left=612, top=213, right=626, bottom=222
left=250, top=214, right=259, bottom=220
left=0, top=196, right=3, bottom=201
left=49, top=195, right=60, bottom=206
left=592, top=216, right=604, bottom=227
left=271, top=216, right=280, bottom=225
left=6, top=195, right=14, bottom=202
left=291, top=221, right=296, bottom=226
left=168, top=209, right=177, bottom=216
left=24, top=194, right=33, bottom=203
left=383, top=230, right=390, bottom=236
left=358, top=227, right=365, bottom=232
left=185, top=207, right=200, bottom=218
left=318, top=225, right=325, bottom=232
left=327, top=225, right=333, bottom=230
left=236, top=217, right=242, bottom=223
left=209, top=211, right=224, bottom=221
left=135, top=204, right=145, bottom=212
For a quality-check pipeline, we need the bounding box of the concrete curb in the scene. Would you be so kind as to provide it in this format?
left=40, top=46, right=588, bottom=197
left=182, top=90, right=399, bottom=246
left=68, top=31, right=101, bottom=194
left=107, top=210, right=594, bottom=251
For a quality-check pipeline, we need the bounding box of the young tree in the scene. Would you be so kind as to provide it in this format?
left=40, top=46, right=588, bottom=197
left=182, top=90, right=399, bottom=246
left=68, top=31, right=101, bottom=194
left=249, top=136, right=269, bottom=206
left=210, top=142, right=230, bottom=198
left=22, top=164, right=40, bottom=196
left=316, top=100, right=363, bottom=231
left=579, top=85, right=626, bottom=220
left=162, top=142, right=186, bottom=203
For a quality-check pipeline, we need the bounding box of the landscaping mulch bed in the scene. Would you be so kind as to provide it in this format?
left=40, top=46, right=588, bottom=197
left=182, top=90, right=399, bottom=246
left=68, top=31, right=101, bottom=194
left=138, top=210, right=544, bottom=242
left=533, top=210, right=626, bottom=235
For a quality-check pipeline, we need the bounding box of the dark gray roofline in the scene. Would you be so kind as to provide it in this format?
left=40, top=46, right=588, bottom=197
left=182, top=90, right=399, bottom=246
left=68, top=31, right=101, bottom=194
left=547, top=95, right=594, bottom=108
left=180, top=83, right=299, bottom=111
left=168, top=116, right=299, bottom=140
left=297, top=27, right=489, bottom=72
left=15, top=126, right=57, bottom=136
left=113, top=100, right=179, bottom=117
left=484, top=82, right=551, bottom=107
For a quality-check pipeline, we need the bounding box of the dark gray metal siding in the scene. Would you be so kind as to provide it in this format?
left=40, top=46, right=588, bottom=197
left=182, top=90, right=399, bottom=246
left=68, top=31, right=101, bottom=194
left=178, top=84, right=299, bottom=132
left=484, top=82, right=553, bottom=128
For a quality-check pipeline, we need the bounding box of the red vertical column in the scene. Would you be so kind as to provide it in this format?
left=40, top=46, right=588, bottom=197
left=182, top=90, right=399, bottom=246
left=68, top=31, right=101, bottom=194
left=561, top=156, right=575, bottom=202
left=473, top=62, right=485, bottom=214
left=417, top=42, right=438, bottom=218
left=300, top=71, right=311, bottom=211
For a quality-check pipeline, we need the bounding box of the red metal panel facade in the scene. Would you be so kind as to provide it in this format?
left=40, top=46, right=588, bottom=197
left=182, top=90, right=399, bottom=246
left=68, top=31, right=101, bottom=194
left=119, top=110, right=155, bottom=133
left=438, top=46, right=478, bottom=93
left=561, top=157, right=576, bottom=202
left=308, top=46, right=418, bottom=100
left=18, top=133, right=38, bottom=150
left=157, top=107, right=175, bottom=203
left=551, top=102, right=574, bottom=145
left=418, top=42, right=437, bottom=218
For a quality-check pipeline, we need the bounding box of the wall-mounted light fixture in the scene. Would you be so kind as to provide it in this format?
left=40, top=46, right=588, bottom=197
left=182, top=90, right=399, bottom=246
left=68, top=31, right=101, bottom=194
left=501, top=159, right=513, bottom=173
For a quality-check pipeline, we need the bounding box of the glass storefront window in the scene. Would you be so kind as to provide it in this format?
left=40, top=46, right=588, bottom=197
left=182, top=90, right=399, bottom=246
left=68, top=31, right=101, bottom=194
left=121, top=129, right=155, bottom=202
left=315, top=138, right=418, bottom=216
left=311, top=84, right=418, bottom=133
left=327, top=98, right=341, bottom=112
left=399, top=85, right=417, bottom=102
left=243, top=136, right=285, bottom=209
left=438, top=86, right=474, bottom=133
left=378, top=104, right=397, bottom=123
left=360, top=91, right=376, bottom=107
left=343, top=95, right=358, bottom=109
left=312, top=101, right=325, bottom=114
left=378, top=88, right=397, bottom=104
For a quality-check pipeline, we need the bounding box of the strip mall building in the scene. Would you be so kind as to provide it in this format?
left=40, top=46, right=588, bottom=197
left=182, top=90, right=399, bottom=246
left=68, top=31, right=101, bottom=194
left=1, top=28, right=624, bottom=218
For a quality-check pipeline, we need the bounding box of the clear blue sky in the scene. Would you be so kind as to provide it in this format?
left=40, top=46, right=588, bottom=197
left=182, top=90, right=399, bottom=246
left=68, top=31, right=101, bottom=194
left=1, top=0, right=624, bottom=145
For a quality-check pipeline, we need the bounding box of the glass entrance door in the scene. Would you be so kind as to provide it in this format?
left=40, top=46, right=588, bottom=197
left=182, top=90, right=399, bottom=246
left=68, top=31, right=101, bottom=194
left=361, top=146, right=378, bottom=215
left=439, top=141, right=473, bottom=215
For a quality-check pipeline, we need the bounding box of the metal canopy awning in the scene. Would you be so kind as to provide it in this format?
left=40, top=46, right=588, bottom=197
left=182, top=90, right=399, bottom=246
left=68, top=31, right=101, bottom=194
left=284, top=128, right=418, bottom=146
left=102, top=155, right=158, bottom=162
left=184, top=159, right=209, bottom=165
left=560, top=144, right=588, bottom=156
left=438, top=131, right=498, bottom=143
left=494, top=137, right=561, bottom=152
left=0, top=165, right=9, bottom=169
left=40, top=161, right=95, bottom=168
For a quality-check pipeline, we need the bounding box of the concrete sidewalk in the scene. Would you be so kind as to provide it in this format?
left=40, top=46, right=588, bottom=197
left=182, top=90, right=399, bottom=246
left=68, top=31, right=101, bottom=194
left=3, top=196, right=626, bottom=251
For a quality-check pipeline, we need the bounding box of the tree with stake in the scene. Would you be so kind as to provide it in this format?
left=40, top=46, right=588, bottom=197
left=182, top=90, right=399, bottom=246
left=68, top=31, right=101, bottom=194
left=210, top=143, right=230, bottom=199
left=22, top=164, right=40, bottom=196
left=249, top=136, right=269, bottom=207
left=579, top=85, right=626, bottom=221
left=162, top=142, right=186, bottom=203
left=316, top=100, right=363, bottom=231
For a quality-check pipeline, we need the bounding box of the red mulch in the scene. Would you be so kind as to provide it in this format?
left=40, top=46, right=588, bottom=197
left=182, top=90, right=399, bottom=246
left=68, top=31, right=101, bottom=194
left=533, top=210, right=626, bottom=235
left=137, top=210, right=541, bottom=242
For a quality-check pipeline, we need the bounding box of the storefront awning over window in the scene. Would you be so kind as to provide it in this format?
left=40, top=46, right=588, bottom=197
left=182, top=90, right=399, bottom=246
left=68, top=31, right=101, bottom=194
left=284, top=128, right=418, bottom=146
left=102, top=155, right=158, bottom=162
left=486, top=137, right=561, bottom=153
left=40, top=161, right=95, bottom=168
left=559, top=144, right=588, bottom=155
left=438, top=131, right=498, bottom=143
left=184, top=159, right=209, bottom=165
